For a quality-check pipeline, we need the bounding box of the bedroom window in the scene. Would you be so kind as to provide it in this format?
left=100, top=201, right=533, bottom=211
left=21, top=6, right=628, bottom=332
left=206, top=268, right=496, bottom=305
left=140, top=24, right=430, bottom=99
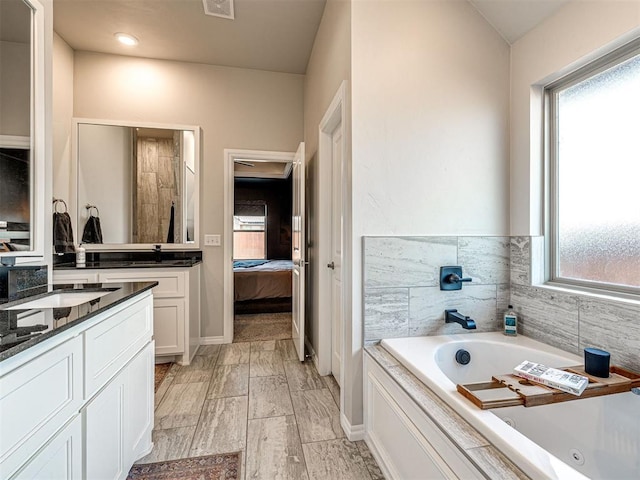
left=234, top=203, right=267, bottom=259
left=546, top=41, right=640, bottom=295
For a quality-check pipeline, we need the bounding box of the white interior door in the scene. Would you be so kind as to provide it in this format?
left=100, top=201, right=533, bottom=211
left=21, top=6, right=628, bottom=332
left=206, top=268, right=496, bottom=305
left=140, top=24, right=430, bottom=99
left=292, top=142, right=306, bottom=362
left=330, top=124, right=343, bottom=384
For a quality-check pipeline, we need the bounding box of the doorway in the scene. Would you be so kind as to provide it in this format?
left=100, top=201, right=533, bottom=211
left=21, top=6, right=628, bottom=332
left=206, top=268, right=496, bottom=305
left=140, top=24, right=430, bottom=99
left=223, top=150, right=295, bottom=344
left=317, top=82, right=347, bottom=390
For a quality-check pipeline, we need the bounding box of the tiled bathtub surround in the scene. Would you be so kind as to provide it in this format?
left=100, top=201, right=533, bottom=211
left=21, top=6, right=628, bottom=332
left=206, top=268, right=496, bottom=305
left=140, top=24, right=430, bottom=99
left=511, top=236, right=640, bottom=374
left=363, top=236, right=510, bottom=342
left=364, top=235, right=639, bottom=374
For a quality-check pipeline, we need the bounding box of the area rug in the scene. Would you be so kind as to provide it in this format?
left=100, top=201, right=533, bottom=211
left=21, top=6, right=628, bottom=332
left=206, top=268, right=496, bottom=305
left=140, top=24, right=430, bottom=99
left=234, top=312, right=292, bottom=342
left=154, top=363, right=173, bottom=392
left=127, top=452, right=241, bottom=480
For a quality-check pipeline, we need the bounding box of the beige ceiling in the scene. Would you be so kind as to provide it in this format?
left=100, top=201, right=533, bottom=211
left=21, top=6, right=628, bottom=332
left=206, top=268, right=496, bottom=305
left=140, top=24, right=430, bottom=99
left=53, top=0, right=327, bottom=74
left=469, top=0, right=570, bottom=44
left=52, top=0, right=572, bottom=75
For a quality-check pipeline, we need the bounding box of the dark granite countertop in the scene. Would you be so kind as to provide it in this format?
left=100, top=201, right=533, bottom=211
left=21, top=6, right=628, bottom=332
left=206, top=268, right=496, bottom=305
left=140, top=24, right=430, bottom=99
left=54, top=259, right=201, bottom=269
left=0, top=281, right=157, bottom=361
left=53, top=250, right=202, bottom=270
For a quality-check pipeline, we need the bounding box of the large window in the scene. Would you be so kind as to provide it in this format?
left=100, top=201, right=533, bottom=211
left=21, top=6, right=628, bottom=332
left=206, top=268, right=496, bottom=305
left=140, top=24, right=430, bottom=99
left=546, top=42, right=640, bottom=294
left=233, top=203, right=266, bottom=259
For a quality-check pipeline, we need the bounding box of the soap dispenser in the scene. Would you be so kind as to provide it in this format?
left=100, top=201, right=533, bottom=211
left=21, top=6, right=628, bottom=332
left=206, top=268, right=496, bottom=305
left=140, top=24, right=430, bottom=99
left=76, top=244, right=86, bottom=267
left=503, top=305, right=517, bottom=336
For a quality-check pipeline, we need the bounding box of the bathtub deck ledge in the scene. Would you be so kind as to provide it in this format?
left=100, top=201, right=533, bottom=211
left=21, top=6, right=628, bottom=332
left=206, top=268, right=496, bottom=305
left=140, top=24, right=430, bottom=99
left=365, top=344, right=530, bottom=480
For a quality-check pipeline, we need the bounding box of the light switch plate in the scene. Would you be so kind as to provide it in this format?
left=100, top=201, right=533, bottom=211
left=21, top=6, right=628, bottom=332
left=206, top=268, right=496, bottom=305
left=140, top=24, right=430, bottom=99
left=204, top=234, right=221, bottom=246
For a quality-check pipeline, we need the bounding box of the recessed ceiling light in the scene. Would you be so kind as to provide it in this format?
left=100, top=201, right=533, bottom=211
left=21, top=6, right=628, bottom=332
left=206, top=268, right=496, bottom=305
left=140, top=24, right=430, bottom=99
left=115, top=33, right=139, bottom=46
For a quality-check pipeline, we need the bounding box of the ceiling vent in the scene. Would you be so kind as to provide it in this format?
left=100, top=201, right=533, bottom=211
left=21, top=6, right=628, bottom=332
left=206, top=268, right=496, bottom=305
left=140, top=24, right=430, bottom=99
left=203, top=0, right=234, bottom=20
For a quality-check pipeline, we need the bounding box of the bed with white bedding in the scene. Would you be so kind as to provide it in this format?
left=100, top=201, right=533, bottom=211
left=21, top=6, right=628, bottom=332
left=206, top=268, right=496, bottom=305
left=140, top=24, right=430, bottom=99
left=233, top=259, right=293, bottom=302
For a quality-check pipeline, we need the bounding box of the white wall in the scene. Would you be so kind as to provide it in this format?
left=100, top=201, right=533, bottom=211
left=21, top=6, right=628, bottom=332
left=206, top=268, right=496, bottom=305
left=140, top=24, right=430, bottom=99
left=0, top=41, right=30, bottom=137
left=70, top=51, right=304, bottom=338
left=510, top=0, right=640, bottom=236
left=52, top=33, right=74, bottom=227
left=349, top=0, right=510, bottom=426
left=304, top=0, right=351, bottom=160
left=77, top=124, right=131, bottom=243
left=303, top=0, right=354, bottom=431
left=303, top=0, right=351, bottom=382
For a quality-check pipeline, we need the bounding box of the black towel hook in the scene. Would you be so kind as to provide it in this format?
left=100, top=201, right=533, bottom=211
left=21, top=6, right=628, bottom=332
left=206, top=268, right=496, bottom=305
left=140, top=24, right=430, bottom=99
left=53, top=198, right=68, bottom=213
left=85, top=204, right=100, bottom=217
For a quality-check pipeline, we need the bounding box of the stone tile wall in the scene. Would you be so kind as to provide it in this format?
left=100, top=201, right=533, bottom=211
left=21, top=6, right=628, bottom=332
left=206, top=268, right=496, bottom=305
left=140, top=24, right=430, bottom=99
left=363, top=236, right=510, bottom=342
left=363, top=235, right=640, bottom=375
left=511, top=236, right=640, bottom=373
left=135, top=135, right=181, bottom=244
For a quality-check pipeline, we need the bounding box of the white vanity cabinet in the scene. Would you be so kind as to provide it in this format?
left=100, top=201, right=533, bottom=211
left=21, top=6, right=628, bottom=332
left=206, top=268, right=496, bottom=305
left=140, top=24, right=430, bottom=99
left=0, top=292, right=154, bottom=480
left=364, top=354, right=484, bottom=480
left=54, top=265, right=201, bottom=365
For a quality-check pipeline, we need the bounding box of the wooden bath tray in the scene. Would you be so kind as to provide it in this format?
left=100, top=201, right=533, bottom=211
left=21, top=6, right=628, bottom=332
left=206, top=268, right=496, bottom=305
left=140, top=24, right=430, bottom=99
left=457, top=365, right=640, bottom=409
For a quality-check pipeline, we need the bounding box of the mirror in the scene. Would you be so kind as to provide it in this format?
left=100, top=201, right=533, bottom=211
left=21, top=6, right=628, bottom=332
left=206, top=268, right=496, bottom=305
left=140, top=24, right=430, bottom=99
left=0, top=0, right=38, bottom=255
left=74, top=119, right=200, bottom=249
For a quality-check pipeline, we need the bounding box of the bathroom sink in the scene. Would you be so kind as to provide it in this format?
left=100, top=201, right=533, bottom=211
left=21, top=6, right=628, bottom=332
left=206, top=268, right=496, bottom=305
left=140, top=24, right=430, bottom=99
left=3, top=290, right=115, bottom=310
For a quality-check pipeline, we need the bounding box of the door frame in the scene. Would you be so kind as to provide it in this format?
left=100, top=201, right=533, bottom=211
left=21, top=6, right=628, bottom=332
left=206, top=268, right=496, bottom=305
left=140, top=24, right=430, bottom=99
left=223, top=149, right=296, bottom=343
left=317, top=81, right=348, bottom=387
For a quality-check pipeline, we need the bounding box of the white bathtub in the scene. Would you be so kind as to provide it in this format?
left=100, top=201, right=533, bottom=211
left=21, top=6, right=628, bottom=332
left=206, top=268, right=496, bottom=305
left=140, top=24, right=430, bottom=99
left=381, top=332, right=640, bottom=480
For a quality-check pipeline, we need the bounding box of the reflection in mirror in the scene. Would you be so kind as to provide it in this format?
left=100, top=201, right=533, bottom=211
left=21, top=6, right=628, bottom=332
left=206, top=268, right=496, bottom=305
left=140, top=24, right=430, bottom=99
left=0, top=0, right=32, bottom=253
left=75, top=121, right=199, bottom=248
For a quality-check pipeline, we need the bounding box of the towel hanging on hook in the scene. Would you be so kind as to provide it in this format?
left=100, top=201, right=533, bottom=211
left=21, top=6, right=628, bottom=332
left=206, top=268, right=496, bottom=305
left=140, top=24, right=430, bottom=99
left=167, top=201, right=175, bottom=243
left=82, top=204, right=103, bottom=243
left=52, top=198, right=75, bottom=253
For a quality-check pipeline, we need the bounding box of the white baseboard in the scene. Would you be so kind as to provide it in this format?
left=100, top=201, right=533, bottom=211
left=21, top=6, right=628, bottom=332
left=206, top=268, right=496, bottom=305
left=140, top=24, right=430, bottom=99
left=341, top=413, right=365, bottom=441
left=199, top=336, right=227, bottom=345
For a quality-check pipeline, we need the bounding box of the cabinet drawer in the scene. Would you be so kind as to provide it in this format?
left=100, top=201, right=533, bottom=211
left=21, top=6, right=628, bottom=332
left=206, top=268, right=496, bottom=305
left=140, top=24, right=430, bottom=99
left=98, top=270, right=185, bottom=298
left=52, top=270, right=99, bottom=285
left=84, top=295, right=153, bottom=399
left=0, top=336, right=83, bottom=479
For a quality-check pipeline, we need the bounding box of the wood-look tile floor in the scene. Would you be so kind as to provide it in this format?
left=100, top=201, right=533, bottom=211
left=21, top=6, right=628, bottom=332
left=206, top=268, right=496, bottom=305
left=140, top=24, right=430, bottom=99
left=141, top=339, right=384, bottom=480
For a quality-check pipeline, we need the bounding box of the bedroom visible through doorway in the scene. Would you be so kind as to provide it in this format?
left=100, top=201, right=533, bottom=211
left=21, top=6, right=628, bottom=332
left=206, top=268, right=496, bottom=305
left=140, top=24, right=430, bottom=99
left=223, top=149, right=297, bottom=344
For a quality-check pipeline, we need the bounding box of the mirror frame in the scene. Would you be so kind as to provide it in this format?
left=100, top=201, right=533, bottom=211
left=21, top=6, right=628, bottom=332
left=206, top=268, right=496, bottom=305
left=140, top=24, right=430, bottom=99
left=72, top=118, right=201, bottom=251
left=0, top=0, right=46, bottom=262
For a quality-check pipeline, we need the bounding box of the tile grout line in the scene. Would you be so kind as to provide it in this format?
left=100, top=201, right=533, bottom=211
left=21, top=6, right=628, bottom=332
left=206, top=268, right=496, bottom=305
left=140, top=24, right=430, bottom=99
left=283, top=348, right=312, bottom=480
left=242, top=345, right=253, bottom=480
left=185, top=361, right=217, bottom=456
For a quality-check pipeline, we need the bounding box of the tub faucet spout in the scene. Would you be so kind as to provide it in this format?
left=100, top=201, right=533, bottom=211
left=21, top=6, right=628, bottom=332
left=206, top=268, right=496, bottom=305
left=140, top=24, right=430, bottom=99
left=445, top=309, right=476, bottom=330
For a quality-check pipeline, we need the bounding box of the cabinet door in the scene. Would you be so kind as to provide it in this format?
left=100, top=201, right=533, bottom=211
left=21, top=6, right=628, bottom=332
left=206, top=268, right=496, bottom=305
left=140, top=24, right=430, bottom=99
left=0, top=337, right=83, bottom=479
left=12, top=415, right=82, bottom=480
left=153, top=298, right=185, bottom=355
left=125, top=342, right=154, bottom=464
left=85, top=368, right=126, bottom=480
left=85, top=343, right=154, bottom=480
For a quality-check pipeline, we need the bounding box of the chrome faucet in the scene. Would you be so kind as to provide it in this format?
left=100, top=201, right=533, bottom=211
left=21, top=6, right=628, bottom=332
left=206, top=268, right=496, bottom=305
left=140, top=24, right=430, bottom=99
left=445, top=309, right=477, bottom=330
